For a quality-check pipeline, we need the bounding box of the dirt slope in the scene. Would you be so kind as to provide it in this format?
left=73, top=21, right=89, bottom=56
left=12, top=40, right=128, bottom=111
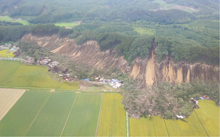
left=22, top=34, right=219, bottom=85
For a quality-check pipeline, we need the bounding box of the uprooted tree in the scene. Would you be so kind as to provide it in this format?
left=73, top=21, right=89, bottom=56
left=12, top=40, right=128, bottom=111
left=121, top=78, right=219, bottom=119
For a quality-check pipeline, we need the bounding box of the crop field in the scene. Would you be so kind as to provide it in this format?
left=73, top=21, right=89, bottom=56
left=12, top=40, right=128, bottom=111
left=0, top=87, right=219, bottom=136
left=130, top=116, right=168, bottom=136
left=0, top=61, right=79, bottom=90
left=165, top=112, right=207, bottom=136
left=195, top=100, right=220, bottom=136
left=0, top=90, right=50, bottom=136
left=0, top=61, right=21, bottom=82
left=0, top=16, right=29, bottom=25
left=0, top=88, right=25, bottom=121
left=0, top=50, right=15, bottom=57
left=26, top=92, right=76, bottom=136
left=62, top=94, right=101, bottom=136
left=97, top=93, right=126, bottom=136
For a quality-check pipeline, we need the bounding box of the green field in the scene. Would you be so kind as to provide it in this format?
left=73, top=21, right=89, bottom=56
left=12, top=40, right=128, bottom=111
left=134, top=27, right=156, bottom=35
left=0, top=88, right=219, bottom=136
left=0, top=90, right=50, bottom=136
left=0, top=61, right=79, bottom=90
left=55, top=22, right=79, bottom=27
left=0, top=61, right=219, bottom=136
left=26, top=92, right=76, bottom=136
left=0, top=61, right=21, bottom=82
left=0, top=16, right=29, bottom=25
left=62, top=94, right=101, bottom=136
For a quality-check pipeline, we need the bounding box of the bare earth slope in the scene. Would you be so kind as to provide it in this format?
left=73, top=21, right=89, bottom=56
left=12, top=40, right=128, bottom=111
left=22, top=34, right=219, bottom=86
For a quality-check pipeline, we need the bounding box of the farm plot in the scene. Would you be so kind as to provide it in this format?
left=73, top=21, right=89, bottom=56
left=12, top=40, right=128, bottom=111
left=26, top=92, right=76, bottom=136
left=0, top=90, right=50, bottom=136
left=1, top=64, right=43, bottom=87
left=165, top=112, right=207, bottom=136
left=97, top=93, right=126, bottom=136
left=0, top=50, right=15, bottom=57
left=0, top=61, right=20, bottom=82
left=30, top=68, right=62, bottom=89
left=195, top=100, right=220, bottom=136
left=62, top=94, right=101, bottom=136
left=0, top=88, right=25, bottom=121
left=130, top=116, right=168, bottom=136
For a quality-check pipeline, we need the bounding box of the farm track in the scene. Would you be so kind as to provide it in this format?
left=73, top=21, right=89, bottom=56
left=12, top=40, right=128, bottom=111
left=23, top=92, right=52, bottom=136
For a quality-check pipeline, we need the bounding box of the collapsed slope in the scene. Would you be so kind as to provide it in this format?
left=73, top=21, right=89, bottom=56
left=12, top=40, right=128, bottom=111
left=22, top=34, right=219, bottom=85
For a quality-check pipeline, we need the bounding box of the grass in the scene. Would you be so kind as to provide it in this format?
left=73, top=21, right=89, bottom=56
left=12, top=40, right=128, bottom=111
left=0, top=61, right=21, bottom=82
left=195, top=100, right=220, bottom=136
left=133, top=27, right=156, bottom=35
left=165, top=112, right=207, bottom=136
left=26, top=92, right=76, bottom=136
left=0, top=90, right=50, bottom=136
left=0, top=16, right=29, bottom=25
left=0, top=61, right=79, bottom=90
left=55, top=22, right=79, bottom=27
left=130, top=116, right=168, bottom=136
left=1, top=64, right=44, bottom=87
left=30, top=68, right=62, bottom=89
left=0, top=50, right=15, bottom=57
left=62, top=94, right=101, bottom=136
left=97, top=93, right=126, bottom=136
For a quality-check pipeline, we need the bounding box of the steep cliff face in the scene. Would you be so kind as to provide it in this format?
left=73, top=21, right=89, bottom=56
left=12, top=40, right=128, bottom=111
left=22, top=34, right=219, bottom=85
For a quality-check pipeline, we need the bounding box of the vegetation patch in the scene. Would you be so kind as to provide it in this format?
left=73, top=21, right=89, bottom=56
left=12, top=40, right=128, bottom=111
left=55, top=22, right=79, bottom=28
left=0, top=50, right=15, bottom=57
left=195, top=100, right=220, bottom=136
left=26, top=92, right=76, bottom=136
left=0, top=16, right=29, bottom=25
left=165, top=112, right=207, bottom=136
left=130, top=116, right=168, bottom=136
left=0, top=61, right=79, bottom=90
left=62, top=94, right=101, bottom=136
left=0, top=91, right=50, bottom=136
left=97, top=93, right=126, bottom=136
left=133, top=27, right=156, bottom=35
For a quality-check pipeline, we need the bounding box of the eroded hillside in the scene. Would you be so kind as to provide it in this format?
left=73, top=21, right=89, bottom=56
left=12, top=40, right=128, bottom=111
left=22, top=34, right=219, bottom=85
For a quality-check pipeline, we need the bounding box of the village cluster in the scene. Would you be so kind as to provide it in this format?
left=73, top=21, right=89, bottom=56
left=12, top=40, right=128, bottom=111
left=0, top=43, right=19, bottom=52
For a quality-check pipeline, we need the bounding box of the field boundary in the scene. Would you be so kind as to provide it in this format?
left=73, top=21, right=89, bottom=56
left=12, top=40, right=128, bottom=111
left=23, top=92, right=52, bottom=137
left=60, top=94, right=78, bottom=137
left=163, top=119, right=170, bottom=137
left=95, top=93, right=103, bottom=137
left=126, top=111, right=130, bottom=137
left=194, top=110, right=210, bottom=137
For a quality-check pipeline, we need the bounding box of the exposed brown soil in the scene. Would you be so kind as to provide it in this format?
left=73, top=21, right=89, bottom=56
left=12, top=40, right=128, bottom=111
left=0, top=88, right=25, bottom=120
left=22, top=34, right=219, bottom=86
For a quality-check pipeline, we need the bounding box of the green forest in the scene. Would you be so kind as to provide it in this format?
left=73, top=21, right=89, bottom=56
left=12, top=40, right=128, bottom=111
left=0, top=0, right=219, bottom=65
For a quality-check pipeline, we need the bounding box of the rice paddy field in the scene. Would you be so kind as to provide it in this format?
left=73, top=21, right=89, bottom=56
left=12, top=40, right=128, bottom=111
left=0, top=61, right=219, bottom=136
left=0, top=61, right=79, bottom=90
left=0, top=50, right=15, bottom=57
